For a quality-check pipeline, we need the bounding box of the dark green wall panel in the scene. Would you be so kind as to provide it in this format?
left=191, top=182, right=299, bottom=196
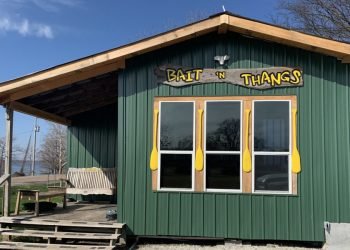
left=67, top=32, right=350, bottom=242
left=67, top=105, right=118, bottom=168
left=67, top=104, right=118, bottom=201
left=117, top=33, right=350, bottom=242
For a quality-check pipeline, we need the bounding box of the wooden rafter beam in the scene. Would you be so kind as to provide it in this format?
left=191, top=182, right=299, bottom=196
left=0, top=17, right=220, bottom=103
left=0, top=61, right=122, bottom=104
left=55, top=93, right=117, bottom=114
left=218, top=14, right=229, bottom=34
left=37, top=83, right=117, bottom=112
left=0, top=174, right=11, bottom=186
left=0, top=13, right=349, bottom=106
left=342, top=56, right=350, bottom=63
left=40, top=83, right=117, bottom=114
left=226, top=15, right=350, bottom=60
left=22, top=72, right=117, bottom=106
left=41, top=94, right=97, bottom=112
left=26, top=89, right=86, bottom=107
left=48, top=91, right=117, bottom=115
left=61, top=97, right=117, bottom=118
left=8, top=101, right=71, bottom=126
left=23, top=84, right=89, bottom=106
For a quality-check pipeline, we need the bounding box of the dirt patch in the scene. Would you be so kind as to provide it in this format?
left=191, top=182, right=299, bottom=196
left=28, top=201, right=117, bottom=222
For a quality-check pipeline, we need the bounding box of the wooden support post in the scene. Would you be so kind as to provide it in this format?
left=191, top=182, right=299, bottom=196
left=35, top=191, right=39, bottom=216
left=63, top=194, right=67, bottom=209
left=15, top=191, right=21, bottom=215
left=3, top=106, right=13, bottom=217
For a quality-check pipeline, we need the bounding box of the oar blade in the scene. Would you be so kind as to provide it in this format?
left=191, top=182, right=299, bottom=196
left=292, top=149, right=301, bottom=173
left=243, top=148, right=251, bottom=172
left=150, top=148, right=158, bottom=171
left=195, top=148, right=204, bottom=171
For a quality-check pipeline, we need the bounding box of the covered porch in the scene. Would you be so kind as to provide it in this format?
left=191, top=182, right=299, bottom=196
left=0, top=69, right=120, bottom=217
left=0, top=54, right=123, bottom=249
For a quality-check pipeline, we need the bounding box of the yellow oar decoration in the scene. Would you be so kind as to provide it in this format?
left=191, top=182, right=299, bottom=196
left=292, top=108, right=301, bottom=173
left=150, top=109, right=159, bottom=171
left=243, top=109, right=252, bottom=173
left=195, top=109, right=204, bottom=171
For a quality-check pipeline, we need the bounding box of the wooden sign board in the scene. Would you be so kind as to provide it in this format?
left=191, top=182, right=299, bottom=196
left=155, top=65, right=303, bottom=89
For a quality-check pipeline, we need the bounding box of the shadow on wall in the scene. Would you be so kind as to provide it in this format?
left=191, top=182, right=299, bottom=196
left=67, top=104, right=118, bottom=202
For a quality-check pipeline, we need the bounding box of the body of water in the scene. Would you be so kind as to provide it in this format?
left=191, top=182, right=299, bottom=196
left=0, top=160, right=46, bottom=175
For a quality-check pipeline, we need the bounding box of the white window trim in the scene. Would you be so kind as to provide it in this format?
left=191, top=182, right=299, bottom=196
left=157, top=101, right=195, bottom=192
left=204, top=100, right=243, bottom=193
left=252, top=100, right=292, bottom=195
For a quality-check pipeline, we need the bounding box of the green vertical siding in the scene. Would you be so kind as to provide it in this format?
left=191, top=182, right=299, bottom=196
left=67, top=104, right=117, bottom=169
left=116, top=33, right=350, bottom=242
left=67, top=104, right=118, bottom=201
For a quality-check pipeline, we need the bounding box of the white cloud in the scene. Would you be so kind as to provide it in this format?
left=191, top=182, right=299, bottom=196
left=31, top=0, right=81, bottom=12
left=0, top=0, right=81, bottom=39
left=0, top=0, right=81, bottom=13
left=0, top=17, right=53, bottom=39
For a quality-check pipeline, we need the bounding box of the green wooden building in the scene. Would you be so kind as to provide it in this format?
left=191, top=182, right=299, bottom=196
left=1, top=12, right=350, bottom=244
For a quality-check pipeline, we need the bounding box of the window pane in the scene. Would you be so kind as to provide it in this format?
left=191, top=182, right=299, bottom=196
left=160, top=102, right=193, bottom=150
left=206, top=102, right=240, bottom=151
left=254, top=155, right=289, bottom=191
left=254, top=101, right=289, bottom=152
left=206, top=154, right=240, bottom=189
left=160, top=154, right=192, bottom=189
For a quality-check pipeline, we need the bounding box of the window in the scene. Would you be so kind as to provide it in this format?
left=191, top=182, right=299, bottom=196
left=151, top=96, right=299, bottom=195
left=204, top=101, right=242, bottom=191
left=158, top=101, right=195, bottom=190
left=253, top=101, right=291, bottom=193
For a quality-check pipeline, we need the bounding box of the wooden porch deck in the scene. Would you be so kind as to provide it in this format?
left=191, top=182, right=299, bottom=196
left=0, top=202, right=124, bottom=249
left=16, top=201, right=117, bottom=222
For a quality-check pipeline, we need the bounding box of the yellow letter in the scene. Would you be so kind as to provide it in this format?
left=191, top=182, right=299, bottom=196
left=281, top=71, right=290, bottom=82
left=261, top=71, right=271, bottom=85
left=166, top=69, right=176, bottom=82
left=290, top=69, right=302, bottom=84
left=216, top=71, right=226, bottom=79
left=240, top=73, right=252, bottom=86
left=193, top=69, right=203, bottom=81
left=185, top=70, right=194, bottom=82
left=270, top=73, right=281, bottom=85
left=177, top=69, right=187, bottom=82
left=251, top=74, right=261, bottom=86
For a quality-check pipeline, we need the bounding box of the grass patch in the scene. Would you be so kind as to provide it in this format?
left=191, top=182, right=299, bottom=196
left=0, top=184, right=63, bottom=215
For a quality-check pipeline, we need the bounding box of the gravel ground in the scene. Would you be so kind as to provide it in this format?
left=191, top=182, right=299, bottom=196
left=135, top=244, right=320, bottom=250
left=135, top=243, right=322, bottom=250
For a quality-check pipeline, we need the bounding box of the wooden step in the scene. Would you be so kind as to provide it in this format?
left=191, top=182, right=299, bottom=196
left=0, top=241, right=116, bottom=249
left=0, top=228, right=120, bottom=240
left=0, top=216, right=126, bottom=248
left=0, top=217, right=124, bottom=229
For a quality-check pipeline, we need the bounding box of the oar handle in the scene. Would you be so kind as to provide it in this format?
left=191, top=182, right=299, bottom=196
left=153, top=109, right=159, bottom=146
left=243, top=109, right=252, bottom=173
left=292, top=109, right=297, bottom=149
left=150, top=109, right=159, bottom=171
left=291, top=108, right=301, bottom=173
left=245, top=109, right=251, bottom=150
left=197, top=109, right=203, bottom=147
left=195, top=109, right=204, bottom=171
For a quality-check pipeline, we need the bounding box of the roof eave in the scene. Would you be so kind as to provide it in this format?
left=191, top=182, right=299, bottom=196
left=0, top=13, right=350, bottom=105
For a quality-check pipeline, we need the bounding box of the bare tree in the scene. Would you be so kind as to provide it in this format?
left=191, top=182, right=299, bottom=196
left=39, top=124, right=67, bottom=174
left=273, top=0, right=350, bottom=42
left=0, top=136, right=23, bottom=175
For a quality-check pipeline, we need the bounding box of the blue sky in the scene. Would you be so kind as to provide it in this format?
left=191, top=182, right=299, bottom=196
left=0, top=0, right=279, bottom=157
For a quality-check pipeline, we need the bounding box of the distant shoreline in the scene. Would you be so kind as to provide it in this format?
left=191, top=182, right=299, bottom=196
left=0, top=160, right=46, bottom=175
